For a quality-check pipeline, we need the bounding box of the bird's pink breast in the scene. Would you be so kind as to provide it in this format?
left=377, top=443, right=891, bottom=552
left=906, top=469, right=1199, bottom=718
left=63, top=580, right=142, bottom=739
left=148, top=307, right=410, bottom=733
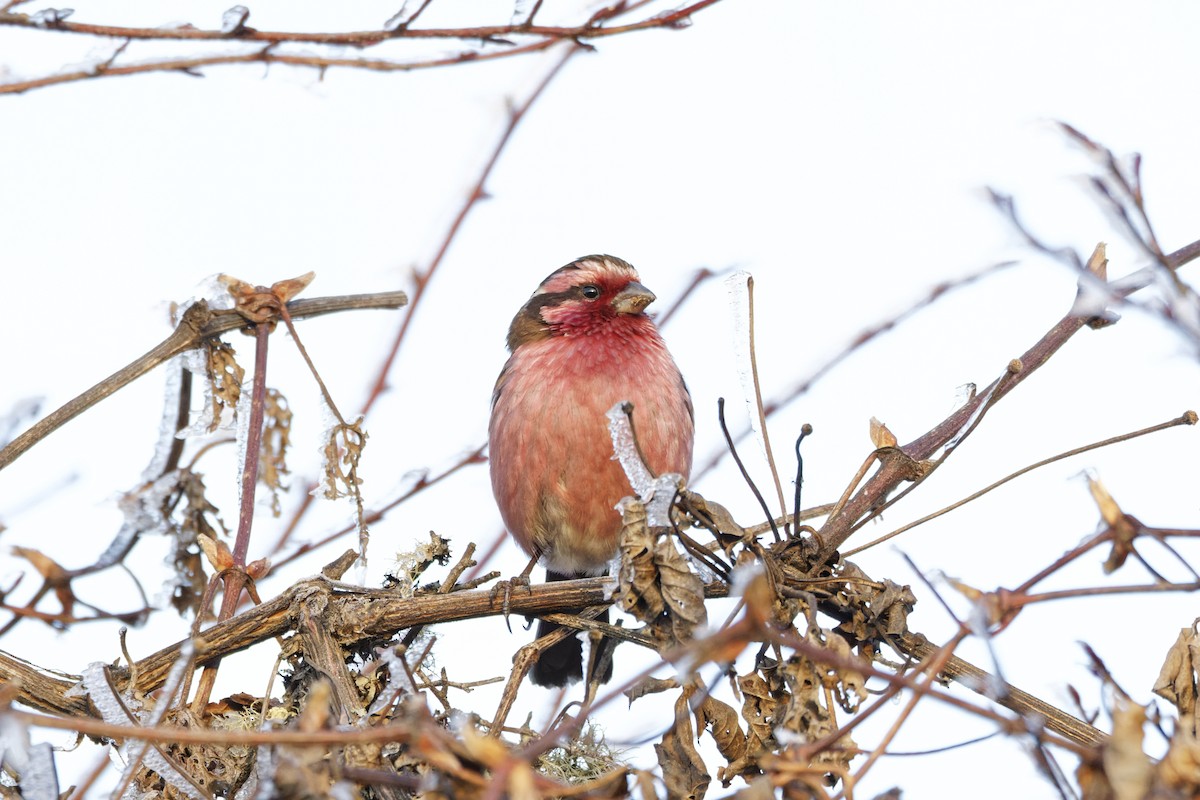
left=489, top=323, right=693, bottom=574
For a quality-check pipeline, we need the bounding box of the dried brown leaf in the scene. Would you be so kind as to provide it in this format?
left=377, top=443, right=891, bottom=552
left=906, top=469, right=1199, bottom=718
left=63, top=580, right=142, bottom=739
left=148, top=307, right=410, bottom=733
left=656, top=689, right=710, bottom=800
left=681, top=490, right=750, bottom=556
left=1088, top=474, right=1124, bottom=528
left=832, top=563, right=916, bottom=644
left=626, top=675, right=681, bottom=704
left=204, top=339, right=244, bottom=433
left=1103, top=699, right=1152, bottom=800
left=1087, top=475, right=1138, bottom=574
left=728, top=670, right=778, bottom=782
left=616, top=498, right=708, bottom=650
left=196, top=532, right=233, bottom=572
left=322, top=418, right=368, bottom=501
left=11, top=546, right=65, bottom=582
left=260, top=388, right=293, bottom=516
left=220, top=271, right=315, bottom=326
left=171, top=469, right=225, bottom=616
left=1154, top=624, right=1200, bottom=734
left=696, top=694, right=747, bottom=779
left=1160, top=727, right=1200, bottom=791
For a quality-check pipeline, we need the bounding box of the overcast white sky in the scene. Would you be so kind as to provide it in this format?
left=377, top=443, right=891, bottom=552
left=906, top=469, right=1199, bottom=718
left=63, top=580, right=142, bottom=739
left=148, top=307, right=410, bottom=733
left=2, top=2, right=1199, bottom=797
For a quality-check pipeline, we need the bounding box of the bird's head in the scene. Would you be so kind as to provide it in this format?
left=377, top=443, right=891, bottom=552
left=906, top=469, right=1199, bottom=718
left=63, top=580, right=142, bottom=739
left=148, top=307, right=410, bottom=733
left=506, top=255, right=658, bottom=349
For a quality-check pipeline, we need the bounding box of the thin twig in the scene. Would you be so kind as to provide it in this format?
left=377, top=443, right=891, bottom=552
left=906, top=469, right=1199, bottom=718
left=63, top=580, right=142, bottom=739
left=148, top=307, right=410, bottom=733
left=844, top=410, right=1197, bottom=556
left=0, top=290, right=405, bottom=471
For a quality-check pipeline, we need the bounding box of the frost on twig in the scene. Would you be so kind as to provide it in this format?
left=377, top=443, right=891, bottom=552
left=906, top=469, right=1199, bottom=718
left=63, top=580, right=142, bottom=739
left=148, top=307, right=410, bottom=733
left=77, top=656, right=209, bottom=800
left=605, top=401, right=683, bottom=527
left=220, top=5, right=249, bottom=35
left=0, top=715, right=59, bottom=800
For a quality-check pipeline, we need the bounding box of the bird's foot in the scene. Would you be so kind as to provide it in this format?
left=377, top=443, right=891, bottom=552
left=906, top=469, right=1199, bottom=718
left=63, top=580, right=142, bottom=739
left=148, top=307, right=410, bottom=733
left=490, top=573, right=533, bottom=632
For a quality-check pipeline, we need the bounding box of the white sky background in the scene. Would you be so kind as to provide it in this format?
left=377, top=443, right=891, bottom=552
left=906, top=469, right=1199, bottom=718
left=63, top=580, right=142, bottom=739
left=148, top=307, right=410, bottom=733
left=2, top=1, right=1199, bottom=797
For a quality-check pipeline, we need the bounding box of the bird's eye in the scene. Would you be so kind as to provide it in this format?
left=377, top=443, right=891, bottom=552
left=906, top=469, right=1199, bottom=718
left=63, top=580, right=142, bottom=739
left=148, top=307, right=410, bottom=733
left=580, top=284, right=601, bottom=300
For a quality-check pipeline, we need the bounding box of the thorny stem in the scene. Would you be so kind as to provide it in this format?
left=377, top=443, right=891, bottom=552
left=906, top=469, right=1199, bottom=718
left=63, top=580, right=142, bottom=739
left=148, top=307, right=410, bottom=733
left=271, top=43, right=581, bottom=555
left=654, top=266, right=719, bottom=328
left=0, top=1, right=720, bottom=48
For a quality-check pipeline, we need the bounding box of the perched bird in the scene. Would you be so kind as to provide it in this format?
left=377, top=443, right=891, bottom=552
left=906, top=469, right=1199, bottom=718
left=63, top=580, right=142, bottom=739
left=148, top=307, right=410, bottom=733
left=489, top=255, right=694, bottom=687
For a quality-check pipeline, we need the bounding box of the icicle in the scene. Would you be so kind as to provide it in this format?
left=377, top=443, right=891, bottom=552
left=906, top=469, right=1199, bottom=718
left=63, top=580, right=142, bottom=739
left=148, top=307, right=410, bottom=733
left=723, top=271, right=782, bottom=504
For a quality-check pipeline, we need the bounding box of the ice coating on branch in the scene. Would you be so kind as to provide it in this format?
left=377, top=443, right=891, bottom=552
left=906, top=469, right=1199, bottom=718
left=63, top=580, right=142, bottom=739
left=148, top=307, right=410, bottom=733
left=237, top=746, right=275, bottom=800
left=606, top=403, right=681, bottom=526
left=0, top=396, right=42, bottom=448
left=78, top=662, right=137, bottom=725
left=0, top=717, right=59, bottom=800
left=22, top=743, right=58, bottom=800
left=606, top=403, right=655, bottom=497
left=509, top=0, right=535, bottom=24
left=234, top=381, right=253, bottom=505
left=141, top=358, right=187, bottom=482
left=221, top=5, right=249, bottom=33
left=724, top=271, right=772, bottom=468
left=29, top=8, right=72, bottom=26
left=365, top=647, right=417, bottom=717
left=942, top=379, right=1001, bottom=454
left=79, top=653, right=208, bottom=800
left=102, top=471, right=180, bottom=569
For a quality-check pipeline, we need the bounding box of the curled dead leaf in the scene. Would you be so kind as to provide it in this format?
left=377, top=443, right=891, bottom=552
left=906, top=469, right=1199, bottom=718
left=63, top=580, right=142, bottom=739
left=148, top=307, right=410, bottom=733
left=197, top=532, right=234, bottom=572
left=1102, top=699, right=1152, bottom=800
left=869, top=417, right=897, bottom=449
left=656, top=688, right=711, bottom=800
left=616, top=497, right=708, bottom=650
left=220, top=271, right=315, bottom=326
left=1154, top=623, right=1200, bottom=735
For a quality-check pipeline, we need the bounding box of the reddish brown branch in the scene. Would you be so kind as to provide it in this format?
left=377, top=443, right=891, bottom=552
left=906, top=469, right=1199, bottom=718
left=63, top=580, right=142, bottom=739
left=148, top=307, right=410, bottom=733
left=814, top=239, right=1200, bottom=564
left=0, top=1, right=723, bottom=95
left=0, top=2, right=718, bottom=46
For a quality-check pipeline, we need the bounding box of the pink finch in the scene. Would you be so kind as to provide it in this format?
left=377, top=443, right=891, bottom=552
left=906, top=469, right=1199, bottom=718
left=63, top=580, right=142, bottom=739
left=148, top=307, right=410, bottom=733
left=489, top=255, right=694, bottom=686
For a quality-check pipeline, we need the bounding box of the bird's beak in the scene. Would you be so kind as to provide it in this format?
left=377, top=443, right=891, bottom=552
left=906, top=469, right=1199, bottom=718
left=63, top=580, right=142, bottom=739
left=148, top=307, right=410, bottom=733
left=611, top=282, right=656, bottom=315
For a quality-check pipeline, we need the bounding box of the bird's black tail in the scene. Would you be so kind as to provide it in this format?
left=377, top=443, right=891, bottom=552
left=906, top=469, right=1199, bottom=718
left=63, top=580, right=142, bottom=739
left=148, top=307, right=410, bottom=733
left=530, top=570, right=615, bottom=687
